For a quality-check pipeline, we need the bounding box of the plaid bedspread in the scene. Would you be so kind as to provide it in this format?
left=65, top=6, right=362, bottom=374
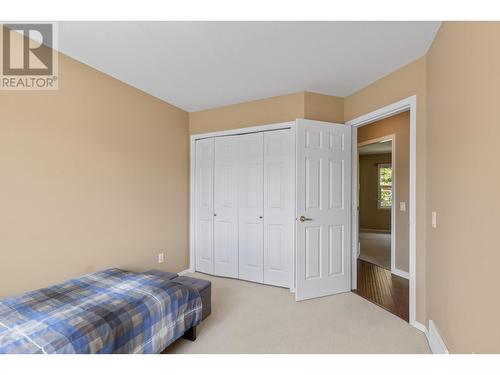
left=0, top=269, right=202, bottom=354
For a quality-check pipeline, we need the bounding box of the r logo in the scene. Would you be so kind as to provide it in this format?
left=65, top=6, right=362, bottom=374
left=2, top=23, right=53, bottom=76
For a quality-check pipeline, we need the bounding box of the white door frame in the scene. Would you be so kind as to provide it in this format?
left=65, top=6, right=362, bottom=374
left=189, top=122, right=296, bottom=280
left=346, top=95, right=419, bottom=329
left=357, top=134, right=399, bottom=277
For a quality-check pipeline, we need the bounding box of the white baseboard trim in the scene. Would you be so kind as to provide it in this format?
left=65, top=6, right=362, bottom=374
left=411, top=320, right=426, bottom=333
left=178, top=268, right=194, bottom=276
left=425, top=320, right=449, bottom=354
left=391, top=267, right=410, bottom=279
left=360, top=228, right=391, bottom=233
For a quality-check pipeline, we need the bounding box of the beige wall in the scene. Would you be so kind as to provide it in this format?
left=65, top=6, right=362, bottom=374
left=189, top=92, right=305, bottom=134
left=0, top=52, right=190, bottom=298
left=345, top=57, right=427, bottom=324
left=358, top=153, right=392, bottom=231
left=189, top=91, right=344, bottom=134
left=358, top=112, right=410, bottom=272
left=426, top=22, right=500, bottom=353
left=304, top=91, right=344, bottom=123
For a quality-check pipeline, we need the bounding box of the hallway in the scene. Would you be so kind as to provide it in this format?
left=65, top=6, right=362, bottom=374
left=358, top=229, right=391, bottom=270
left=354, top=259, right=409, bottom=322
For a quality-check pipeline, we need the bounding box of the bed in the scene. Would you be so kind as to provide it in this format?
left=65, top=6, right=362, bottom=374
left=0, top=268, right=203, bottom=354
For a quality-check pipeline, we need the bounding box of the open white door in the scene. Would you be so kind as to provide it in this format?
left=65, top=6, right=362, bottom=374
left=296, top=119, right=351, bottom=301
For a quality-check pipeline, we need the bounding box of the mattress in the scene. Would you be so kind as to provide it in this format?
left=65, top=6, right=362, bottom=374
left=0, top=268, right=202, bottom=353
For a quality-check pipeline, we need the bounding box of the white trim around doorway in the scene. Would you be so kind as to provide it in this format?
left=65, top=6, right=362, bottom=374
left=346, top=95, right=419, bottom=330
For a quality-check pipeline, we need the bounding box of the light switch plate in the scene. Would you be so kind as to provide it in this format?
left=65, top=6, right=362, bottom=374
left=400, top=202, right=407, bottom=211
left=431, top=212, right=437, bottom=228
left=158, top=252, right=165, bottom=264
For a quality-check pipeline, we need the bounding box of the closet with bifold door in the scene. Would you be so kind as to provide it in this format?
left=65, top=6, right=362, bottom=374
left=194, top=128, right=294, bottom=288
left=194, top=119, right=352, bottom=300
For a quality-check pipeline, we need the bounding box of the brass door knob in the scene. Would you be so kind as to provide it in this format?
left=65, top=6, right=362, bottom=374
left=299, top=215, right=313, bottom=222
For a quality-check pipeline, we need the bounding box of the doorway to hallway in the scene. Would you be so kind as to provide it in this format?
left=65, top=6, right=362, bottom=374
left=353, top=111, right=410, bottom=322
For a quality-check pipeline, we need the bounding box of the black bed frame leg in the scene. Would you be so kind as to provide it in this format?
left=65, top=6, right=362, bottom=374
left=182, top=326, right=197, bottom=341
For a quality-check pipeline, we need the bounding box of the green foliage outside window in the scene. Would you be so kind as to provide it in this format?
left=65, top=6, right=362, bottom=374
left=378, top=165, right=392, bottom=209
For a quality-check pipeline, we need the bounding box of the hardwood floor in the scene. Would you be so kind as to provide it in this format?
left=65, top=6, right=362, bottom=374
left=353, top=259, right=409, bottom=322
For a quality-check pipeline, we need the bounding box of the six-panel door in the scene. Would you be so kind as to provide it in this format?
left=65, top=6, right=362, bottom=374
left=263, top=129, right=294, bottom=288
left=237, top=133, right=265, bottom=283
left=195, top=138, right=215, bottom=274
left=213, top=136, right=239, bottom=278
left=295, top=119, right=351, bottom=301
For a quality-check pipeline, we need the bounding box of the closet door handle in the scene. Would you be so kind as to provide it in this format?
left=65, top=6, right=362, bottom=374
left=213, top=213, right=217, bottom=217
left=299, top=215, right=313, bottom=222
left=259, top=216, right=263, bottom=219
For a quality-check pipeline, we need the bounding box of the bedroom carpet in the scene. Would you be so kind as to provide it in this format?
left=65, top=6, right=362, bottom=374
left=164, top=272, right=429, bottom=354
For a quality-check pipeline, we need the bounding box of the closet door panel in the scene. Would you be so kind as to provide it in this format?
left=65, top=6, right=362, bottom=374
left=213, top=136, right=239, bottom=278
left=238, top=132, right=264, bottom=283
left=195, top=138, right=215, bottom=274
left=263, top=129, right=294, bottom=288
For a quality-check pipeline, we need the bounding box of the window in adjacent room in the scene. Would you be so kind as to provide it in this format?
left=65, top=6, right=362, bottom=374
left=378, top=163, right=392, bottom=209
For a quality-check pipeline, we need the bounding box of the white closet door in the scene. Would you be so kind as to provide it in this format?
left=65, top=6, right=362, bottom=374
left=295, top=119, right=351, bottom=301
left=195, top=138, right=215, bottom=274
left=263, top=129, right=294, bottom=288
left=213, top=136, right=239, bottom=278
left=237, top=132, right=264, bottom=283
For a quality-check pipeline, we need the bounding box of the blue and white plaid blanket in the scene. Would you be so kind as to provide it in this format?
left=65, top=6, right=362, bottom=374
left=0, top=269, right=202, bottom=353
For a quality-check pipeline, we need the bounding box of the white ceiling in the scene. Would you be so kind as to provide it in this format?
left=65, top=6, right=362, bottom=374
left=58, top=22, right=440, bottom=112
left=359, top=140, right=392, bottom=155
